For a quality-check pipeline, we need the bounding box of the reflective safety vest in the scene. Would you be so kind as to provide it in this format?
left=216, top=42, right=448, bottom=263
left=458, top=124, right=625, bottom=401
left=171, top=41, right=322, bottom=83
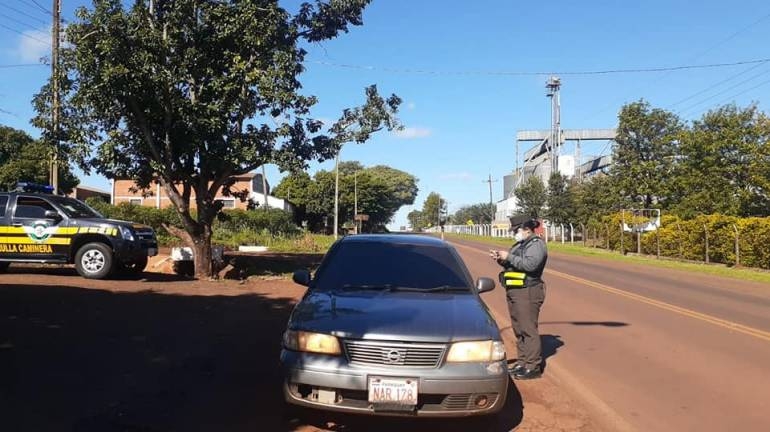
left=501, top=271, right=526, bottom=288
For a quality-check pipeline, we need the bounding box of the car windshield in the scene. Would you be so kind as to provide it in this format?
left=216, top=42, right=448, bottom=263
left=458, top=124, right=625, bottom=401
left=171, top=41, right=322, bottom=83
left=55, top=198, right=103, bottom=218
left=313, top=241, right=471, bottom=292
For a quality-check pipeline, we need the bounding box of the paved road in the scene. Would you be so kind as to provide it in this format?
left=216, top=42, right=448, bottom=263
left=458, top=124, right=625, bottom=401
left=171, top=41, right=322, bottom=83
left=449, top=236, right=770, bottom=432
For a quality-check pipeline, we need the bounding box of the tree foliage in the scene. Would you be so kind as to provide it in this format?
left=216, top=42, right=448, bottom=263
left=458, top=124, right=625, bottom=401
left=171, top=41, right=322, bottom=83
left=514, top=176, right=546, bottom=218
left=612, top=100, right=683, bottom=208
left=545, top=173, right=575, bottom=224
left=0, top=125, right=79, bottom=193
left=273, top=161, right=417, bottom=233
left=451, top=203, right=495, bottom=225
left=50, top=0, right=400, bottom=277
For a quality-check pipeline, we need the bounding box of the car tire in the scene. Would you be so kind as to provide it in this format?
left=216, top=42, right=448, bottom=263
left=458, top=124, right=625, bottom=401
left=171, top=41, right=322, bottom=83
left=75, top=242, right=114, bottom=279
left=120, top=255, right=148, bottom=275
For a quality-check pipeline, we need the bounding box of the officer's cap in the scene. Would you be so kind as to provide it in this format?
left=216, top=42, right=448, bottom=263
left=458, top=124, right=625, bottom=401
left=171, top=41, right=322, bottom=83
left=509, top=215, right=540, bottom=232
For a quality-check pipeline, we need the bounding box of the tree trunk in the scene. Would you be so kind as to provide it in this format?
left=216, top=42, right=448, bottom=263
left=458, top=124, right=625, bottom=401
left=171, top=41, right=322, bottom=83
left=191, top=226, right=213, bottom=279
left=163, top=222, right=213, bottom=279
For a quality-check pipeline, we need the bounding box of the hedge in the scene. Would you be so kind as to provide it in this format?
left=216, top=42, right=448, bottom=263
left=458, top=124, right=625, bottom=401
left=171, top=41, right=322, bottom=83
left=585, top=213, right=770, bottom=269
left=84, top=199, right=301, bottom=248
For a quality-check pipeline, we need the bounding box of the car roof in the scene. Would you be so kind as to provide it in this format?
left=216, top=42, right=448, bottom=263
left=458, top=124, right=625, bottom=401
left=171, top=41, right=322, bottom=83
left=339, top=234, right=448, bottom=247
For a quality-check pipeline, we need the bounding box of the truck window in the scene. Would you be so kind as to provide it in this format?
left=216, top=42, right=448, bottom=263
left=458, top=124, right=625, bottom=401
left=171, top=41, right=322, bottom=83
left=0, top=195, right=7, bottom=217
left=14, top=197, right=55, bottom=219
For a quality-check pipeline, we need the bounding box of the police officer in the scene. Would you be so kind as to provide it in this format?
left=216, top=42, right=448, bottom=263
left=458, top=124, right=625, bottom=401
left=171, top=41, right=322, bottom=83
left=489, top=215, right=548, bottom=380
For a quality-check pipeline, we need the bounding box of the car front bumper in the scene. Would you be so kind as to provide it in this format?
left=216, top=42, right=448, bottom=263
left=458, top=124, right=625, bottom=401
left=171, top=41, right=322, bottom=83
left=280, top=349, right=508, bottom=417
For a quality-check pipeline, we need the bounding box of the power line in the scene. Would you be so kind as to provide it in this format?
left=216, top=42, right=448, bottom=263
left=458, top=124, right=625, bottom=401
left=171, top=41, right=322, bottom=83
left=677, top=67, right=770, bottom=115
left=312, top=57, right=770, bottom=77
left=574, top=11, right=770, bottom=123
left=668, top=60, right=769, bottom=108
left=0, top=3, right=49, bottom=25
left=713, top=77, right=770, bottom=107
left=0, top=63, right=45, bottom=68
left=20, top=0, right=52, bottom=16
left=0, top=22, right=50, bottom=45
left=0, top=11, right=44, bottom=30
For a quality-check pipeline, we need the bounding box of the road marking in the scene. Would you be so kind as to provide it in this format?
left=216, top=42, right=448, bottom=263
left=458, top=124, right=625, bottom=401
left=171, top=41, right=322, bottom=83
left=451, top=240, right=770, bottom=343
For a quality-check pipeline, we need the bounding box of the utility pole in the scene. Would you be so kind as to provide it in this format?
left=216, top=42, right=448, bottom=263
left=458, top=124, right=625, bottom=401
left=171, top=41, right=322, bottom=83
left=483, top=173, right=498, bottom=223
left=50, top=0, right=61, bottom=194
left=333, top=150, right=340, bottom=239
left=261, top=165, right=269, bottom=211
left=546, top=76, right=562, bottom=176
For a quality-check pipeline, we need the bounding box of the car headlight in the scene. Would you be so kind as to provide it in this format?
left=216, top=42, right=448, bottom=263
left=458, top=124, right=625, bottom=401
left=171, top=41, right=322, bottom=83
left=283, top=330, right=341, bottom=355
left=446, top=340, right=506, bottom=362
left=119, top=226, right=135, bottom=241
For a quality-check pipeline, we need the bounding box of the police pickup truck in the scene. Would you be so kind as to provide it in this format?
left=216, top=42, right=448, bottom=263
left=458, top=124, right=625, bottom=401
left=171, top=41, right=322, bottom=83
left=0, top=184, right=158, bottom=279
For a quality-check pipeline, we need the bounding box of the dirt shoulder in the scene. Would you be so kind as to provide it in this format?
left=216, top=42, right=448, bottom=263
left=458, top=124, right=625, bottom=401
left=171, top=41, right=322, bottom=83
left=1, top=258, right=607, bottom=432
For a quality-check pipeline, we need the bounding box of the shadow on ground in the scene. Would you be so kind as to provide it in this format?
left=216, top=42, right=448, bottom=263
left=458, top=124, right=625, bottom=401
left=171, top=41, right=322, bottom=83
left=0, top=282, right=523, bottom=432
left=223, top=253, right=325, bottom=279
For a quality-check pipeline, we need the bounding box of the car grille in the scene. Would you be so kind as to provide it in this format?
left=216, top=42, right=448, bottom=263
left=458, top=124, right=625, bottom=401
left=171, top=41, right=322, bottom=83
left=343, top=340, right=446, bottom=368
left=441, top=393, right=499, bottom=410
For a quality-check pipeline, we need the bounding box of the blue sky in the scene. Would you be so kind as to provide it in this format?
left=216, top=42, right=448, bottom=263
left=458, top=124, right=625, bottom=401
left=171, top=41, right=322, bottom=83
left=2, top=0, right=769, bottom=229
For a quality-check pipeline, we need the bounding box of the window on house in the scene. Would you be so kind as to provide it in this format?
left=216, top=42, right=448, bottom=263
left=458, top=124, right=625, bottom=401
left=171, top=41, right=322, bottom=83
left=217, top=199, right=236, bottom=209
left=128, top=198, right=143, bottom=205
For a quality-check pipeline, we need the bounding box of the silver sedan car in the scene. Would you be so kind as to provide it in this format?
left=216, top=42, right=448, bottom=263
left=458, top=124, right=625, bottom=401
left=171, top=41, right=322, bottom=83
left=280, top=234, right=508, bottom=418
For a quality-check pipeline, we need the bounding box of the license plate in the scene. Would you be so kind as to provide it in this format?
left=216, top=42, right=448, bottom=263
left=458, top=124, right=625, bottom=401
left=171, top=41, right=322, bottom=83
left=368, top=377, right=418, bottom=405
left=147, top=248, right=158, bottom=257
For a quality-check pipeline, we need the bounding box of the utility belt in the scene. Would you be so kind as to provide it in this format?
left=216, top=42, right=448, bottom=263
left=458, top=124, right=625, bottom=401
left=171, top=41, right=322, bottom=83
left=499, top=270, right=541, bottom=290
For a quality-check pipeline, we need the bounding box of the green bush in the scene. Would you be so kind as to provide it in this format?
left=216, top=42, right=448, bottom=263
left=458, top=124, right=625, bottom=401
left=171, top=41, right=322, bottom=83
left=594, top=212, right=770, bottom=269
left=84, top=199, right=302, bottom=248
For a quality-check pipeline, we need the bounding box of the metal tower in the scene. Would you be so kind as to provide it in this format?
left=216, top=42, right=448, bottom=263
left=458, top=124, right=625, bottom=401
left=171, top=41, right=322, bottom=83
left=546, top=76, right=561, bottom=174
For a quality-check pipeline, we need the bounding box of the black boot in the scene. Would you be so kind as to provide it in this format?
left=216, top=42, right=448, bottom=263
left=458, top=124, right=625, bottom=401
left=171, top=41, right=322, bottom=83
left=513, top=367, right=542, bottom=380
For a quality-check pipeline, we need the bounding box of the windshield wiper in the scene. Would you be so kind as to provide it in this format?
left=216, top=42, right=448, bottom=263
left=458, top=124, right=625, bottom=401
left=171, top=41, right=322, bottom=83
left=340, top=284, right=397, bottom=291
left=421, top=285, right=470, bottom=293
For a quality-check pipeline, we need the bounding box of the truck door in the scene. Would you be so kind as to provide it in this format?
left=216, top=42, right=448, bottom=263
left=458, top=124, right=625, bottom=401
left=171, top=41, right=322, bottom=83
left=0, top=194, right=11, bottom=260
left=9, top=195, right=69, bottom=262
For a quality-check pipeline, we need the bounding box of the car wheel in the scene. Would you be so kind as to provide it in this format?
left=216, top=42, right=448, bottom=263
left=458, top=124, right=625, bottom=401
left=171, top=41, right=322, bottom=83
left=120, top=255, right=148, bottom=275
left=75, top=242, right=114, bottom=279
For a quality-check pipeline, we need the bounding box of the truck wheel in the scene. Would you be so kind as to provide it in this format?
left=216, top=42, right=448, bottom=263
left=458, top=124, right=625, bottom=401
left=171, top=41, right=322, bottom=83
left=75, top=242, right=114, bottom=279
left=120, top=255, right=148, bottom=275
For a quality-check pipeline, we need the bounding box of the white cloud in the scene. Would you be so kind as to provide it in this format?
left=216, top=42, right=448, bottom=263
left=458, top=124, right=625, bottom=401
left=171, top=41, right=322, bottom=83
left=394, top=127, right=432, bottom=139
left=439, top=172, right=473, bottom=181
left=17, top=28, right=50, bottom=63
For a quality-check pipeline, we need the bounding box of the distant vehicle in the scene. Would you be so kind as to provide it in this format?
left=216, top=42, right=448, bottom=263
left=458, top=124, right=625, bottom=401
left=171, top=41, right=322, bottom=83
left=0, top=183, right=158, bottom=279
left=280, top=234, right=507, bottom=419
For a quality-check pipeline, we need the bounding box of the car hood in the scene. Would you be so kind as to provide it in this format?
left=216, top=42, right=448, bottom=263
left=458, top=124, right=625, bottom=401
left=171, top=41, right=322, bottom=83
left=289, top=290, right=501, bottom=343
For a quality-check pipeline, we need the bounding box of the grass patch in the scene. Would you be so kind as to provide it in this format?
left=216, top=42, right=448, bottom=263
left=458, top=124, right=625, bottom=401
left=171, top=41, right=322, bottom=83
left=214, top=232, right=336, bottom=254
left=445, top=233, right=770, bottom=285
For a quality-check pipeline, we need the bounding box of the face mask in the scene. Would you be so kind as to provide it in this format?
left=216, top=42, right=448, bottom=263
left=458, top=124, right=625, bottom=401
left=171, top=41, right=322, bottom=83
left=514, top=231, right=525, bottom=242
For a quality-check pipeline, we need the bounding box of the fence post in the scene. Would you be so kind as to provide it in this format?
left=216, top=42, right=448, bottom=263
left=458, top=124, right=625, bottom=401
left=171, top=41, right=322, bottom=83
left=580, top=223, right=585, bottom=246
left=560, top=224, right=565, bottom=244
left=703, top=223, right=709, bottom=264
left=570, top=223, right=575, bottom=244
left=637, top=230, right=641, bottom=255
left=733, top=224, right=740, bottom=267
left=620, top=223, right=624, bottom=254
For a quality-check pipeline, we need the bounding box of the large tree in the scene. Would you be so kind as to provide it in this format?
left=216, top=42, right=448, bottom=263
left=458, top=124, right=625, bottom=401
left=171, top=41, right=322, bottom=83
left=672, top=104, right=770, bottom=218
left=52, top=0, right=401, bottom=277
left=452, top=203, right=495, bottom=225
left=273, top=161, right=418, bottom=232
left=612, top=100, right=683, bottom=209
left=514, top=176, right=546, bottom=218
left=545, top=173, right=575, bottom=224
left=0, top=125, right=79, bottom=193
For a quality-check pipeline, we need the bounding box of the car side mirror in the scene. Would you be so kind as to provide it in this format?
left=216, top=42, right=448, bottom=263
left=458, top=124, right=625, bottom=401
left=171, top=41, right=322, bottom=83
left=44, top=210, right=62, bottom=221
left=292, top=269, right=311, bottom=287
left=476, top=277, right=495, bottom=294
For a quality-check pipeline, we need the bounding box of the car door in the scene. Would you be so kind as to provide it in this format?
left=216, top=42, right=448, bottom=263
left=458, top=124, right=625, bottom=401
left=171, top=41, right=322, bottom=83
left=9, top=195, right=68, bottom=261
left=0, top=194, right=11, bottom=260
